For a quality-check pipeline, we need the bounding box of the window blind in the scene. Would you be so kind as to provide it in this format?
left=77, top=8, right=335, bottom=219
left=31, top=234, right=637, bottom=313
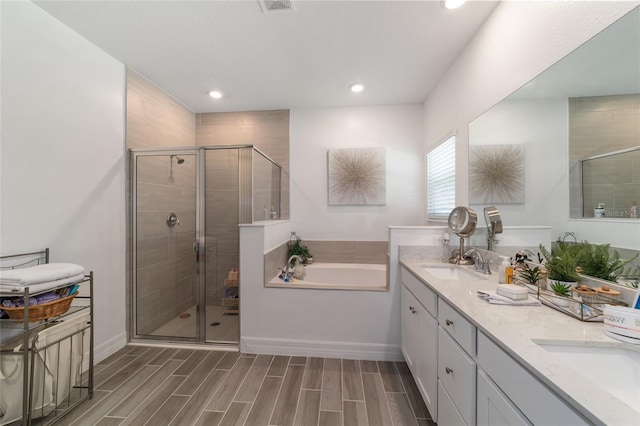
left=427, top=136, right=456, bottom=221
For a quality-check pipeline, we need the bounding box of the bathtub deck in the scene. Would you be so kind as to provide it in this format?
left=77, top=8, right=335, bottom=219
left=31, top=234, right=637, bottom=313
left=267, top=262, right=388, bottom=291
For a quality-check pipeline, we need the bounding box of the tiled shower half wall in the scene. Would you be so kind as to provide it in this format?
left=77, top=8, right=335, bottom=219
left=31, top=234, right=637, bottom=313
left=135, top=155, right=197, bottom=335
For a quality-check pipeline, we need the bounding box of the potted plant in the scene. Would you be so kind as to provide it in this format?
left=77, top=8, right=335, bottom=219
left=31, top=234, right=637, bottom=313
left=287, top=234, right=313, bottom=265
left=519, top=263, right=544, bottom=289
left=539, top=244, right=580, bottom=282
left=576, top=242, right=638, bottom=283
left=549, top=281, right=572, bottom=307
left=539, top=244, right=580, bottom=303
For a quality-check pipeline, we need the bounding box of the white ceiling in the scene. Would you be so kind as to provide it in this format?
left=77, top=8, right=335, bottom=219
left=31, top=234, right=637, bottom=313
left=34, top=0, right=499, bottom=113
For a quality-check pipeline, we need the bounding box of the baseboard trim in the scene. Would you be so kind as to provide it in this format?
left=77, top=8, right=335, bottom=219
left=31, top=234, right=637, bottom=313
left=240, top=337, right=402, bottom=361
left=93, top=331, right=127, bottom=364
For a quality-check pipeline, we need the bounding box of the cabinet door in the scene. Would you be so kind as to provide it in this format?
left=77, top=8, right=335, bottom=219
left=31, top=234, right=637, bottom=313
left=477, top=370, right=531, bottom=426
left=477, top=332, right=589, bottom=425
left=416, top=305, right=438, bottom=421
left=401, top=286, right=418, bottom=372
left=438, top=380, right=467, bottom=426
left=438, top=326, right=476, bottom=426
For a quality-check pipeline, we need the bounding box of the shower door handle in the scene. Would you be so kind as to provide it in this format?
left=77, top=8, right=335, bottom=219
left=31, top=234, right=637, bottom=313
left=193, top=241, right=200, bottom=262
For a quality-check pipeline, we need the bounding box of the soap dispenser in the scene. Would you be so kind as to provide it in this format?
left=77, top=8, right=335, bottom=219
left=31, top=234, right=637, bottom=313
left=498, top=257, right=510, bottom=284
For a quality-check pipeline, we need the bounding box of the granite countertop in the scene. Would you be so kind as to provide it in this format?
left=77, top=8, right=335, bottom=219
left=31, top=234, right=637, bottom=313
left=400, top=260, right=640, bottom=426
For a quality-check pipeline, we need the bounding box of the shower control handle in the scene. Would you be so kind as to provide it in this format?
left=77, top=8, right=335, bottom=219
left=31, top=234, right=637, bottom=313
left=166, top=212, right=180, bottom=227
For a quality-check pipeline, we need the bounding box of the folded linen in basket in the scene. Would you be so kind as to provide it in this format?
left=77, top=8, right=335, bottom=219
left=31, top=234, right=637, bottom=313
left=0, top=263, right=84, bottom=286
left=2, top=297, right=37, bottom=308
left=477, top=290, right=541, bottom=306
left=0, top=273, right=86, bottom=294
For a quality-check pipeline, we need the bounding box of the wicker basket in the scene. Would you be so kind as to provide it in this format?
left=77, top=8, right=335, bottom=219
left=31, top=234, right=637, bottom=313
left=3, top=293, right=77, bottom=322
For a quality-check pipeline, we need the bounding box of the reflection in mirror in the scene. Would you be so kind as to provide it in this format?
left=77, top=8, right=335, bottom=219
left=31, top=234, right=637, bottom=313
left=579, top=145, right=640, bottom=218
left=469, top=7, right=639, bottom=231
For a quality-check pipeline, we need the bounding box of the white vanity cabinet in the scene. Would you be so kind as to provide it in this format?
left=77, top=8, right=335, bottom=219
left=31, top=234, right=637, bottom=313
left=400, top=267, right=438, bottom=420
left=401, top=286, right=419, bottom=370
left=477, top=332, right=589, bottom=425
left=437, top=299, right=477, bottom=426
left=477, top=370, right=531, bottom=426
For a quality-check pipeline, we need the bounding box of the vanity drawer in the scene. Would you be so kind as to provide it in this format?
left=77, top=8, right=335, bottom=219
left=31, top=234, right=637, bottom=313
left=401, top=267, right=437, bottom=316
left=438, top=326, right=476, bottom=426
left=438, top=299, right=476, bottom=355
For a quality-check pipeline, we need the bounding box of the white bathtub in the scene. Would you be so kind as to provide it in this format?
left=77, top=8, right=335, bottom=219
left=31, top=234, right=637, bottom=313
left=268, top=263, right=387, bottom=291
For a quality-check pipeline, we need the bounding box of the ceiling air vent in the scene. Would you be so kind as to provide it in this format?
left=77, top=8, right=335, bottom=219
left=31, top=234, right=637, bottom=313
left=259, top=0, right=294, bottom=12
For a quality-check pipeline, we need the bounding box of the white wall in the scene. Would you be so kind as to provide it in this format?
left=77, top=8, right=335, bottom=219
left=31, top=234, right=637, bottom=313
left=0, top=2, right=127, bottom=361
left=290, top=105, right=424, bottom=241
left=423, top=0, right=639, bottom=248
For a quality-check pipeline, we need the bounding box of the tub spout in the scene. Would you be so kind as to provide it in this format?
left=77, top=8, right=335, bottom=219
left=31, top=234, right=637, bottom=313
left=284, top=255, right=303, bottom=281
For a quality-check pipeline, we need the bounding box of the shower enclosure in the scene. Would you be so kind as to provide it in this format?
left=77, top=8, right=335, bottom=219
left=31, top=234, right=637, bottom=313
left=131, top=146, right=281, bottom=344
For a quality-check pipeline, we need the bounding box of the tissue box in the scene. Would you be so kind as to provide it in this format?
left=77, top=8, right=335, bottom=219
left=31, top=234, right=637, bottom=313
left=496, top=284, right=529, bottom=300
left=604, top=306, right=640, bottom=344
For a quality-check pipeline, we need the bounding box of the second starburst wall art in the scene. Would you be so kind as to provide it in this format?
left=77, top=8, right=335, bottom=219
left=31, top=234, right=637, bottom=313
left=327, top=147, right=386, bottom=206
left=469, top=144, right=525, bottom=204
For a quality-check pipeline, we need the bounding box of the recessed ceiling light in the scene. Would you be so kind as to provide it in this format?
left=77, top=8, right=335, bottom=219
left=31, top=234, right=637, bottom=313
left=349, top=83, right=364, bottom=93
left=208, top=90, right=223, bottom=99
left=443, top=0, right=466, bottom=9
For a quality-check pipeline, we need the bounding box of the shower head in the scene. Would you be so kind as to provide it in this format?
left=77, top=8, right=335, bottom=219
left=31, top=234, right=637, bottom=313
left=171, top=155, right=185, bottom=164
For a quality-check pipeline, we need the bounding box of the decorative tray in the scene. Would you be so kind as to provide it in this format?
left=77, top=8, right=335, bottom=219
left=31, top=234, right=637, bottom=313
left=513, top=278, right=627, bottom=322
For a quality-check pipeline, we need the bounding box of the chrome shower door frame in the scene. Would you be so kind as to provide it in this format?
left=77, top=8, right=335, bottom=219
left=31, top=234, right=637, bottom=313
left=131, top=148, right=204, bottom=343
left=130, top=145, right=282, bottom=345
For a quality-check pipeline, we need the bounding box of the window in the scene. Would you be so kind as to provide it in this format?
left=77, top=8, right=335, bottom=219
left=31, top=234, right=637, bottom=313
left=426, top=135, right=456, bottom=221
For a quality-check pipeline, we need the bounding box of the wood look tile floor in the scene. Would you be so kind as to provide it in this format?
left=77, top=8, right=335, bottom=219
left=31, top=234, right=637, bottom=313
left=54, top=345, right=435, bottom=426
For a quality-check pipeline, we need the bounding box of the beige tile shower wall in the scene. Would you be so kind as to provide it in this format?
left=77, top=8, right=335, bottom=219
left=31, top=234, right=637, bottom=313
left=569, top=94, right=640, bottom=217
left=126, top=68, right=197, bottom=336
left=134, top=156, right=197, bottom=334
left=196, top=110, right=290, bottom=219
left=127, top=69, right=196, bottom=149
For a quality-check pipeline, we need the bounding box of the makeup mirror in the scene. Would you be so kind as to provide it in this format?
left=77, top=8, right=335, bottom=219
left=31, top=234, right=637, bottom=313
left=448, top=206, right=477, bottom=264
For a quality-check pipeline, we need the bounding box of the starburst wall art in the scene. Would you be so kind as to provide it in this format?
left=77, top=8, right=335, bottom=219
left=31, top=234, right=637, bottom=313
left=469, top=144, right=525, bottom=204
left=327, top=147, right=386, bottom=205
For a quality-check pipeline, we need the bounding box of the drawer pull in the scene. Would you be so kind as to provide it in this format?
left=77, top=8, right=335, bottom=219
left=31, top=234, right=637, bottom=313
left=445, top=367, right=453, bottom=374
left=409, top=306, right=417, bottom=314
left=445, top=319, right=454, bottom=326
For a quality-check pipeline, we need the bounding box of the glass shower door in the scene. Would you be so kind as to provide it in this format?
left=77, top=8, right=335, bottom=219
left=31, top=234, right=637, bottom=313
left=203, top=148, right=241, bottom=343
left=133, top=152, right=199, bottom=340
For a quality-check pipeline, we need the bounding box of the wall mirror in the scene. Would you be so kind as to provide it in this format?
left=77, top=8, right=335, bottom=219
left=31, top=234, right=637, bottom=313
left=468, top=6, right=639, bottom=248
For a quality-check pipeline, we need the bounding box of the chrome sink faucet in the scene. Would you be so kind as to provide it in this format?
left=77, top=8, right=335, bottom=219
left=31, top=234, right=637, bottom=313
left=464, top=248, right=492, bottom=274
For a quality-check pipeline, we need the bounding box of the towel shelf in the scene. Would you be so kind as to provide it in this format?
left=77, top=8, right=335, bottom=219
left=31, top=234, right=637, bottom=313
left=0, top=248, right=94, bottom=426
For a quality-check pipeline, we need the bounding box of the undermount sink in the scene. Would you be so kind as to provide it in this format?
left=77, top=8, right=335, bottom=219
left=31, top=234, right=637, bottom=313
left=420, top=265, right=487, bottom=280
left=535, top=341, right=640, bottom=412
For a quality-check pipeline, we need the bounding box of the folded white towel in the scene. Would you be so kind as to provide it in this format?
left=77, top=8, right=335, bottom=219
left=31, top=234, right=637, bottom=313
left=0, top=273, right=86, bottom=294
left=477, top=290, right=541, bottom=306
left=0, top=263, right=85, bottom=286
